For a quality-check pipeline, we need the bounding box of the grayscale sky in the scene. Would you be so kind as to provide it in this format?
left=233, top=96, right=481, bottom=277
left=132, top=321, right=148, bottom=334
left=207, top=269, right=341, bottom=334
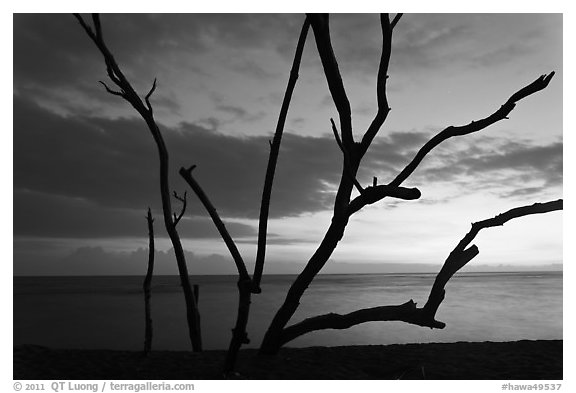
left=13, top=13, right=562, bottom=275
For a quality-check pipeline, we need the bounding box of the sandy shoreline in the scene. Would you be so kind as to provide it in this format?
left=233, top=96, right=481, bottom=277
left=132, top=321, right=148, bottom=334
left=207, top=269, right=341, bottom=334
left=14, top=340, right=562, bottom=380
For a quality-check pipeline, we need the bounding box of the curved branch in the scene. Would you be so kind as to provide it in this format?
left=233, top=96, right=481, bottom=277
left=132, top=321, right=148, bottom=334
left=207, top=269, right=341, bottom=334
left=389, top=72, right=555, bottom=188
left=252, top=17, right=310, bottom=293
left=98, top=81, right=124, bottom=97
left=422, top=199, right=563, bottom=321
left=179, top=166, right=251, bottom=281
left=359, top=13, right=393, bottom=156
left=280, top=300, right=443, bottom=347
left=280, top=199, right=562, bottom=347
left=145, top=78, right=157, bottom=115
left=347, top=72, right=555, bottom=216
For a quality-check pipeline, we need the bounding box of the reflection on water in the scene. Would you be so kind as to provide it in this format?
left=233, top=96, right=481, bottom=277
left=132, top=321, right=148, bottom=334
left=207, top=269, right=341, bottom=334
left=14, top=272, right=562, bottom=350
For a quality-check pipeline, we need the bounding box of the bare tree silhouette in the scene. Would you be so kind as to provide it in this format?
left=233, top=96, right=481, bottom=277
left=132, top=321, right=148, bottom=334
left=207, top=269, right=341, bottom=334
left=179, top=17, right=311, bottom=375
left=73, top=13, right=562, bottom=373
left=74, top=14, right=202, bottom=352
left=258, top=13, right=560, bottom=354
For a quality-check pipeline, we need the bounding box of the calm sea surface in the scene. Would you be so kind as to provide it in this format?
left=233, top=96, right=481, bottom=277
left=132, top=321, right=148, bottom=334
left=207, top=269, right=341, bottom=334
left=13, top=272, right=562, bottom=350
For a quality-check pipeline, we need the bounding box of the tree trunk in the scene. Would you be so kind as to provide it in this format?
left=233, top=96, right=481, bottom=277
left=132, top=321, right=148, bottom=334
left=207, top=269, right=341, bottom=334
left=260, top=173, right=354, bottom=354
left=73, top=14, right=203, bottom=352
left=223, top=279, right=252, bottom=375
left=150, top=120, right=202, bottom=352
left=143, top=208, right=154, bottom=356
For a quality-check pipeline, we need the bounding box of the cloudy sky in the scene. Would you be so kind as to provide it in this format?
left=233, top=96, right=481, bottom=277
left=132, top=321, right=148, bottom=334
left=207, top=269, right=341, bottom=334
left=13, top=13, right=562, bottom=275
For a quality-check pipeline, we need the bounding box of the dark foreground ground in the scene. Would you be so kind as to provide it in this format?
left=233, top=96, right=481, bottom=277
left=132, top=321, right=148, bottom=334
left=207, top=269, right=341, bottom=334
left=14, top=340, right=562, bottom=380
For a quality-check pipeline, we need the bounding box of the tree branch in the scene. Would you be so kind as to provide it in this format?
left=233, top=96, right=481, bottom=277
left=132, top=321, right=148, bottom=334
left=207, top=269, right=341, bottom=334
left=308, top=14, right=354, bottom=149
left=74, top=13, right=202, bottom=352
left=145, top=78, right=157, bottom=115
left=279, top=300, right=443, bottom=347
left=359, top=13, right=394, bottom=156
left=279, top=199, right=562, bottom=346
left=73, top=14, right=145, bottom=113
left=252, top=17, right=310, bottom=293
left=179, top=166, right=251, bottom=281
left=172, top=190, right=187, bottom=226
left=346, top=72, right=555, bottom=216
left=98, top=81, right=124, bottom=97
left=421, top=199, right=563, bottom=321
left=391, top=13, right=403, bottom=30
left=347, top=184, right=421, bottom=216
left=389, top=72, right=555, bottom=188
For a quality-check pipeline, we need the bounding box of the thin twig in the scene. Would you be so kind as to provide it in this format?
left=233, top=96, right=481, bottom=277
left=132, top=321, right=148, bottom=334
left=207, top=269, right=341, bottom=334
left=172, top=190, right=187, bottom=226
left=330, top=118, right=365, bottom=195
left=145, top=78, right=157, bottom=114
left=99, top=81, right=124, bottom=96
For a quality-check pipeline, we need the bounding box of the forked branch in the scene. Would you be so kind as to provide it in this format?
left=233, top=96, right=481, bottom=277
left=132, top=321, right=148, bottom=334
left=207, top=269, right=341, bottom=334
left=74, top=13, right=202, bottom=351
left=172, top=191, right=187, bottom=226
left=73, top=14, right=143, bottom=112
left=331, top=118, right=365, bottom=195
left=278, top=199, right=563, bottom=346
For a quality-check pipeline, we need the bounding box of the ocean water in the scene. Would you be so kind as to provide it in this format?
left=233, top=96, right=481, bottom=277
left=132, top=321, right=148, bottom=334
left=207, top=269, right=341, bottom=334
left=13, top=272, right=562, bottom=350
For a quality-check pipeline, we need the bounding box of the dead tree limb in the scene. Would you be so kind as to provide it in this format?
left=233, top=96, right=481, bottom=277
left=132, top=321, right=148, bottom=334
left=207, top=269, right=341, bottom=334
left=260, top=14, right=556, bottom=355
left=252, top=17, right=310, bottom=293
left=260, top=13, right=408, bottom=354
left=275, top=200, right=563, bottom=347
left=172, top=191, right=187, bottom=226
left=389, top=72, right=555, bottom=189
left=421, top=199, right=563, bottom=321
left=143, top=208, right=154, bottom=356
left=308, top=14, right=353, bottom=149
left=179, top=166, right=250, bottom=281
left=347, top=71, right=556, bottom=216
left=179, top=164, right=252, bottom=375
left=331, top=118, right=365, bottom=195
left=74, top=14, right=202, bottom=351
left=177, top=16, right=310, bottom=375
left=359, top=13, right=394, bottom=156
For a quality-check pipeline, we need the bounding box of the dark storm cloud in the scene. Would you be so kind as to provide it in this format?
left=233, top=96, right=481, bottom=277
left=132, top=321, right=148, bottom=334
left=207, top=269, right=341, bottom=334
left=13, top=189, right=256, bottom=239
left=13, top=95, right=426, bottom=229
left=14, top=14, right=299, bottom=89
left=14, top=94, right=562, bottom=241
left=14, top=95, right=340, bottom=223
